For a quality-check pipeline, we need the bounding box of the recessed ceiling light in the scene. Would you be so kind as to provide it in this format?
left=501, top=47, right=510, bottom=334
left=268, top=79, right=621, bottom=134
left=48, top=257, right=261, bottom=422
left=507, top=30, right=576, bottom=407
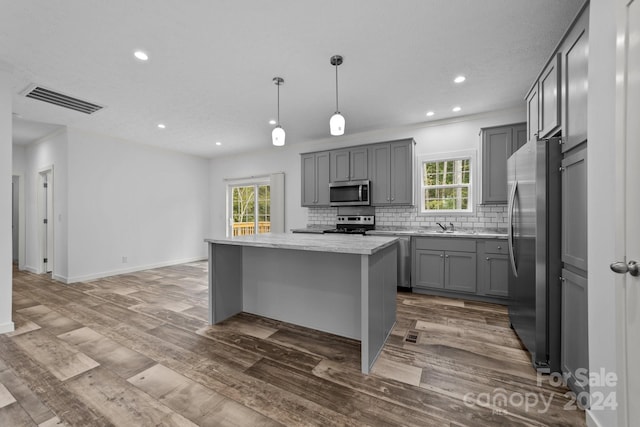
left=452, top=106, right=462, bottom=112
left=134, top=50, right=149, bottom=61
left=215, top=141, right=222, bottom=146
left=426, top=111, right=435, bottom=117
left=268, top=119, right=276, bottom=125
left=454, top=75, right=466, bottom=83
left=157, top=123, right=166, bottom=129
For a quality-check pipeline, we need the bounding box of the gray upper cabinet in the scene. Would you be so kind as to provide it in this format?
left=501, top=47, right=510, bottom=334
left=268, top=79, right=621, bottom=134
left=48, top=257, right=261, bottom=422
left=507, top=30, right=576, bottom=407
left=561, top=145, right=587, bottom=271
left=526, top=83, right=539, bottom=143
left=481, top=123, right=526, bottom=204
left=369, top=139, right=414, bottom=206
left=561, top=7, right=589, bottom=153
left=330, top=147, right=368, bottom=182
left=539, top=53, right=561, bottom=138
left=301, top=152, right=330, bottom=207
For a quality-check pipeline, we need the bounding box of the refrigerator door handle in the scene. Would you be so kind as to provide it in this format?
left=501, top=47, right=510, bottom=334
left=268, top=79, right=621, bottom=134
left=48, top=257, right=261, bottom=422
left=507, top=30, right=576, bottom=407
left=507, top=180, right=518, bottom=277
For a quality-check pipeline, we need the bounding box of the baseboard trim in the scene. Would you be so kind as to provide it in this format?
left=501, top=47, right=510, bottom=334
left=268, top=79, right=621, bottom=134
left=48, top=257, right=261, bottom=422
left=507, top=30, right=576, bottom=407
left=0, top=321, right=16, bottom=334
left=586, top=409, right=605, bottom=427
left=64, top=256, right=207, bottom=284
left=22, top=265, right=39, bottom=274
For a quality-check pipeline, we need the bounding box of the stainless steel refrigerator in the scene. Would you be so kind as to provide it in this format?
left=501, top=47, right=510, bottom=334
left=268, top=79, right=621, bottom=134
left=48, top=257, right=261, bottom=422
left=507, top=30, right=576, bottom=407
left=507, top=137, right=562, bottom=373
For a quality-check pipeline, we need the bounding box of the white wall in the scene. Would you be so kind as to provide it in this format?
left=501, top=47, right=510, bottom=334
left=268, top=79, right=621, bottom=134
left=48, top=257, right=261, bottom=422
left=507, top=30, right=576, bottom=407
left=587, top=1, right=618, bottom=426
left=23, top=129, right=69, bottom=279
left=0, top=61, right=14, bottom=333
left=66, top=128, right=210, bottom=282
left=209, top=107, right=525, bottom=236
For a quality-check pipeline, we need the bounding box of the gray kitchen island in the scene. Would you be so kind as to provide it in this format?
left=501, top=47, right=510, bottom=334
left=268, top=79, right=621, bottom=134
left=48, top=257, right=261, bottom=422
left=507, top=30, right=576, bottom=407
left=204, top=233, right=398, bottom=373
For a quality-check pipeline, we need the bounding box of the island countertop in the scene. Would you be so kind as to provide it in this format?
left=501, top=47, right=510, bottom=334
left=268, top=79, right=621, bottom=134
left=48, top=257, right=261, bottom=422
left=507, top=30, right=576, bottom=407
left=205, top=232, right=399, bottom=256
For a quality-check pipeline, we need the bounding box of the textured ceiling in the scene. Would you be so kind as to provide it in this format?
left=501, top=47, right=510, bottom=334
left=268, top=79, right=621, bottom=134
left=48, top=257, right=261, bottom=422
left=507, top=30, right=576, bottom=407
left=1, top=0, right=584, bottom=158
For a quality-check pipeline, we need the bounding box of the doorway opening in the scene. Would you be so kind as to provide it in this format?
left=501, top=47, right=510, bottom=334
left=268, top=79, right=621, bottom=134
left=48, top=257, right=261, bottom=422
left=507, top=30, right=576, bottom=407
left=39, top=167, right=54, bottom=274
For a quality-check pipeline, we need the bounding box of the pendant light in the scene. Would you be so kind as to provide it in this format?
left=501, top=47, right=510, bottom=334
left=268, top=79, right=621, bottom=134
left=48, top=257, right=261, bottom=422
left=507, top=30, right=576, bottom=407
left=272, top=77, right=285, bottom=146
left=330, top=55, right=345, bottom=136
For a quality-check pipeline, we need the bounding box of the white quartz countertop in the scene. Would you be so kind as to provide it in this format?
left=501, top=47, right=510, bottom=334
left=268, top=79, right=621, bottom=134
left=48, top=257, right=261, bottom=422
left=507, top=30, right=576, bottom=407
left=290, top=227, right=507, bottom=239
left=205, top=233, right=399, bottom=255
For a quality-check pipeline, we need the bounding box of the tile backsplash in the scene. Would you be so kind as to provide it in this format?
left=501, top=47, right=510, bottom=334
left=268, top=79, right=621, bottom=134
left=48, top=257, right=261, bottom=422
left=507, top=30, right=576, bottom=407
left=307, top=204, right=508, bottom=230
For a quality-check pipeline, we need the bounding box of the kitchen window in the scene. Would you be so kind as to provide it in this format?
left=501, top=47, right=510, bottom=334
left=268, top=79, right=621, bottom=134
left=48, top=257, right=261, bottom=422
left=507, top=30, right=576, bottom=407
left=419, top=151, right=474, bottom=214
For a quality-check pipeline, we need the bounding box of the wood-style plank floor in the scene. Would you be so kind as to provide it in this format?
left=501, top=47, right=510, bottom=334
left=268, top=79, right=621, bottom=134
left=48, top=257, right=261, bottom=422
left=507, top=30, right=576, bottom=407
left=1, top=262, right=586, bottom=426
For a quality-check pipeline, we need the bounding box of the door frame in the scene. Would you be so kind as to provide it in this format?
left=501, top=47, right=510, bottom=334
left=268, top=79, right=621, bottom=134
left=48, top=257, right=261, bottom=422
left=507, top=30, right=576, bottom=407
left=37, top=165, right=54, bottom=274
left=11, top=174, right=26, bottom=270
left=614, top=0, right=639, bottom=424
left=225, top=176, right=271, bottom=237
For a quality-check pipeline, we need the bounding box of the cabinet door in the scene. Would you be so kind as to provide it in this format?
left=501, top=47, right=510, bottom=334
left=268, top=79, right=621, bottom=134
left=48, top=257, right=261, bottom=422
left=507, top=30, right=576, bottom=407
left=561, top=268, right=589, bottom=396
left=369, top=144, right=391, bottom=204
left=482, top=254, right=508, bottom=297
left=512, top=123, right=528, bottom=155
left=481, top=126, right=511, bottom=204
left=350, top=147, right=368, bottom=180
left=301, top=154, right=317, bottom=206
left=539, top=54, right=561, bottom=138
left=561, top=10, right=589, bottom=152
left=316, top=152, right=330, bottom=206
left=330, top=149, right=350, bottom=182
left=445, top=251, right=477, bottom=293
left=413, top=250, right=445, bottom=289
left=526, top=83, right=540, bottom=143
left=389, top=140, right=413, bottom=205
left=561, top=146, right=587, bottom=271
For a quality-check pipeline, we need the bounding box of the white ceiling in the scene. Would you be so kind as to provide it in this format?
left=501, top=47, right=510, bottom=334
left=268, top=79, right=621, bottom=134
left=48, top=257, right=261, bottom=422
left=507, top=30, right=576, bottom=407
left=1, top=0, right=584, bottom=158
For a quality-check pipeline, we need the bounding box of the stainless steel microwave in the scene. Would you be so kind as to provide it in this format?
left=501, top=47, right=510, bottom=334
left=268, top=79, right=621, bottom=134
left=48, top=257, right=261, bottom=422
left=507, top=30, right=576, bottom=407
left=329, top=180, right=370, bottom=206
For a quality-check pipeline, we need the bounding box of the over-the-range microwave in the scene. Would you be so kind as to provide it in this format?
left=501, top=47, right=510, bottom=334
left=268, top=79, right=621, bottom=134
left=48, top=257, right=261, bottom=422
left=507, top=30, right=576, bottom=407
left=329, top=180, right=370, bottom=206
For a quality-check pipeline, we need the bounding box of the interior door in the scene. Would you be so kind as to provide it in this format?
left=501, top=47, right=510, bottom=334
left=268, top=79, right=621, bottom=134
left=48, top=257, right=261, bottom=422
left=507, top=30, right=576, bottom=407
left=613, top=0, right=640, bottom=424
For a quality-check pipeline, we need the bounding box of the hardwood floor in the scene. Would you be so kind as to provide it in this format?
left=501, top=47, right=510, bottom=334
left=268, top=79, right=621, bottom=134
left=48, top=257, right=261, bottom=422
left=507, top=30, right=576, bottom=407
left=1, top=262, right=586, bottom=426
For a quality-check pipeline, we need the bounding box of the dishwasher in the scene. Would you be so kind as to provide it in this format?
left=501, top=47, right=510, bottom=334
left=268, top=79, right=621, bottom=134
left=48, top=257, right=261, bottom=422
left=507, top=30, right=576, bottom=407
left=396, top=236, right=411, bottom=289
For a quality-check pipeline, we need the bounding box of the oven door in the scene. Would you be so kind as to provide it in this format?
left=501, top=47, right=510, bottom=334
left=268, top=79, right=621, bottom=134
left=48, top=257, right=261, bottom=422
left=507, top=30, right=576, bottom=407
left=329, top=180, right=370, bottom=206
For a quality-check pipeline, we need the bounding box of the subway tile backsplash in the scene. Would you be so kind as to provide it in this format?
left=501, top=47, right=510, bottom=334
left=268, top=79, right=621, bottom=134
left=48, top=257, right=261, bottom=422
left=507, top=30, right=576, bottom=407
left=307, top=204, right=508, bottom=230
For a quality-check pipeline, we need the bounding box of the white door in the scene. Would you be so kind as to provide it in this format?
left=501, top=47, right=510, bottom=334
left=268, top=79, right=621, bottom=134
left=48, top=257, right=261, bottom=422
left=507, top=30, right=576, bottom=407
left=613, top=0, right=640, bottom=424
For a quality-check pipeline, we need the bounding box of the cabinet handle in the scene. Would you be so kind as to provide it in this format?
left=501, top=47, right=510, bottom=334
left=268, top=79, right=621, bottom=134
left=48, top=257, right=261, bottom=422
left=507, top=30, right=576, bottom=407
left=445, top=255, right=449, bottom=258
left=440, top=254, right=444, bottom=258
left=486, top=257, right=490, bottom=261
left=497, top=246, right=502, bottom=250
left=391, top=197, right=395, bottom=201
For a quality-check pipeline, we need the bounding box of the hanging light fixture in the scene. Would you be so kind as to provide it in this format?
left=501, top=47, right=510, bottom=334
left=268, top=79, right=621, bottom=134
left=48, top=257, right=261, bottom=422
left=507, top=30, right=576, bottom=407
left=272, top=77, right=285, bottom=146
left=330, top=55, right=345, bottom=136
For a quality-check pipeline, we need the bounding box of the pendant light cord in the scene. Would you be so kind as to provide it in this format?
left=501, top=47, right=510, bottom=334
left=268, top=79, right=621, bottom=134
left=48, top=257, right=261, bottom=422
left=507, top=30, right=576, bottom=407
left=277, top=82, right=280, bottom=125
left=335, top=63, right=339, bottom=112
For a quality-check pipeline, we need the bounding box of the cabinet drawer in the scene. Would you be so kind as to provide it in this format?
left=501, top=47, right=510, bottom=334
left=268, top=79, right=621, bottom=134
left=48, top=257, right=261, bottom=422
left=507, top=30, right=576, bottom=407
left=484, top=240, right=508, bottom=255
left=414, top=237, right=476, bottom=252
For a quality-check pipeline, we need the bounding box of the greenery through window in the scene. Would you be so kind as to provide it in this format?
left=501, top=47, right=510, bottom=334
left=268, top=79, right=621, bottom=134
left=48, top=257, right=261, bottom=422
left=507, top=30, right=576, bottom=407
left=421, top=157, right=472, bottom=213
left=231, top=184, right=271, bottom=236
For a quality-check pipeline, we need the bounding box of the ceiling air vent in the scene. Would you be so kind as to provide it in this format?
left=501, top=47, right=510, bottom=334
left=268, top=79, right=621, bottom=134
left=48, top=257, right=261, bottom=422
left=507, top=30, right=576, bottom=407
left=21, top=84, right=104, bottom=114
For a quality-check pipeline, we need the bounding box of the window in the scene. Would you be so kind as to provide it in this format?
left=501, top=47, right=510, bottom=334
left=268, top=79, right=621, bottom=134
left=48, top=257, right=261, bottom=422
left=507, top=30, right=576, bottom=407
left=419, top=152, right=474, bottom=214
left=227, top=178, right=271, bottom=236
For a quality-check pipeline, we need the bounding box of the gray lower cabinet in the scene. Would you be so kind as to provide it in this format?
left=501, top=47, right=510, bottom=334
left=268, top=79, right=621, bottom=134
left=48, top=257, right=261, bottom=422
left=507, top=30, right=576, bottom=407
left=561, top=5, right=589, bottom=153
left=412, top=237, right=477, bottom=293
left=369, top=139, right=414, bottom=206
left=301, top=152, right=330, bottom=206
left=561, top=268, right=589, bottom=397
left=481, top=123, right=526, bottom=204
left=478, top=239, right=509, bottom=298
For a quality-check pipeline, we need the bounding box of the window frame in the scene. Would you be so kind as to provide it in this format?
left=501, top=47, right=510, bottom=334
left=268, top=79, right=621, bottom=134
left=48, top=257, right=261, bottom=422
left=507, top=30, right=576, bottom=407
left=417, top=150, right=476, bottom=215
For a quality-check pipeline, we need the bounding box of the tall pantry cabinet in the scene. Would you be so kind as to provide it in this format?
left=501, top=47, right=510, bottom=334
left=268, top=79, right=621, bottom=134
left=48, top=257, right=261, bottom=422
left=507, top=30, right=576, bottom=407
left=525, top=2, right=589, bottom=399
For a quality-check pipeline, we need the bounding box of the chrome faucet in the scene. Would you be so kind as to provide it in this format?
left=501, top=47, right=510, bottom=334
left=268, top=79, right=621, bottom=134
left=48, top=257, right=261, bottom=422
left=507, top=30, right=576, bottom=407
left=436, top=222, right=447, bottom=231
left=449, top=222, right=455, bottom=231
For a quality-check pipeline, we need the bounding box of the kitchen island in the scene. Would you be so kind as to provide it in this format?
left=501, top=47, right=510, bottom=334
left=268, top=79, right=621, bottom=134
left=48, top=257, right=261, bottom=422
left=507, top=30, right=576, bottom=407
left=204, top=233, right=399, bottom=373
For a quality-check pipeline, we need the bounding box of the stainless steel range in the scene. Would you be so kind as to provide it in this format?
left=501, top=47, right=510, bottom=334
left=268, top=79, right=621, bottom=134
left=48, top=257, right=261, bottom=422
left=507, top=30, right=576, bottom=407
left=322, top=215, right=375, bottom=235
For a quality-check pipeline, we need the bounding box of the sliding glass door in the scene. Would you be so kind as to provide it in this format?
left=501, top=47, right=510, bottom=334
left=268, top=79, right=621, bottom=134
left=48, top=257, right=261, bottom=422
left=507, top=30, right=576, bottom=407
left=228, top=183, right=270, bottom=236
